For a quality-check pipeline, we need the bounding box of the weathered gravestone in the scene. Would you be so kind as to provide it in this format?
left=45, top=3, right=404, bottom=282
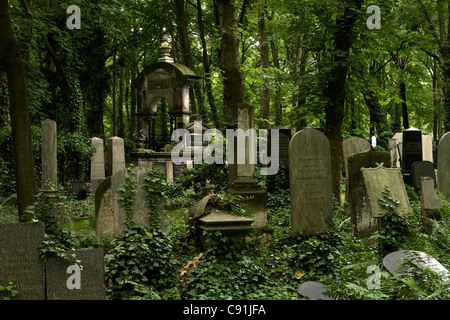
left=420, top=176, right=442, bottom=221
left=297, top=281, right=333, bottom=300
left=383, top=250, right=450, bottom=281
left=361, top=166, right=413, bottom=218
left=342, top=137, right=371, bottom=178
left=0, top=223, right=46, bottom=300
left=346, top=150, right=391, bottom=239
left=402, top=128, right=423, bottom=185
left=107, top=136, right=126, bottom=177
left=438, top=132, right=450, bottom=198
left=90, top=137, right=105, bottom=193
left=95, top=167, right=165, bottom=240
left=289, top=128, right=332, bottom=236
left=411, top=160, right=436, bottom=191
left=46, top=248, right=106, bottom=300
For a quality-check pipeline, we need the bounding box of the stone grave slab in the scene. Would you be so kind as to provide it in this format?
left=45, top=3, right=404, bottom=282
left=289, top=128, right=332, bottom=236
left=46, top=248, right=106, bottom=300
left=297, top=281, right=333, bottom=300
left=342, top=137, right=371, bottom=178
left=361, top=166, right=413, bottom=217
left=383, top=250, right=450, bottom=281
left=0, top=223, right=46, bottom=300
left=411, top=160, right=436, bottom=190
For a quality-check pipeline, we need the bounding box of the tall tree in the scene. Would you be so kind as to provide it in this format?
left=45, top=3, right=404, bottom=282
left=258, top=0, right=270, bottom=129
left=324, top=0, right=363, bottom=201
left=0, top=0, right=37, bottom=218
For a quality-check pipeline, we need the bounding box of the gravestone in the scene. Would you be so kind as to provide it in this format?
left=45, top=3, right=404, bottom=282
left=46, top=248, right=106, bottom=300
left=110, top=167, right=165, bottom=237
left=297, top=281, right=333, bottom=300
left=346, top=150, right=391, bottom=239
left=438, top=132, right=450, bottom=198
left=342, top=137, right=371, bottom=178
left=402, top=128, right=423, bottom=185
left=107, top=136, right=126, bottom=177
left=289, top=128, right=332, bottom=236
left=90, top=137, right=105, bottom=193
left=361, top=166, right=413, bottom=217
left=411, top=161, right=436, bottom=191
left=422, top=134, right=433, bottom=163
left=152, top=161, right=167, bottom=177
left=420, top=176, right=442, bottom=221
left=173, top=163, right=186, bottom=180
left=383, top=250, right=450, bottom=281
left=40, top=119, right=64, bottom=231
left=0, top=223, right=46, bottom=300
left=391, top=132, right=403, bottom=168
left=94, top=177, right=114, bottom=240
left=266, top=126, right=291, bottom=193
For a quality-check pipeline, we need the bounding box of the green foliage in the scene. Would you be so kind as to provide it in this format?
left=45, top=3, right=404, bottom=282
left=177, top=162, right=228, bottom=194
left=38, top=228, right=81, bottom=267
left=0, top=282, right=19, bottom=300
left=104, top=221, right=177, bottom=300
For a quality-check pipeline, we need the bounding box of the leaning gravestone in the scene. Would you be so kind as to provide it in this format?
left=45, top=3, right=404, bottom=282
left=46, top=248, right=106, bottom=300
left=289, top=128, right=332, bottom=236
left=95, top=176, right=114, bottom=240
left=411, top=160, right=436, bottom=191
left=361, top=166, right=413, bottom=217
left=0, top=223, right=46, bottom=300
left=342, top=137, right=371, bottom=178
left=420, top=176, right=442, bottom=221
left=438, top=132, right=450, bottom=198
left=346, top=150, right=391, bottom=239
left=383, top=250, right=450, bottom=281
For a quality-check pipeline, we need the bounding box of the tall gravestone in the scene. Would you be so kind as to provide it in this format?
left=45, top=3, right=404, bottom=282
left=346, top=150, right=391, bottom=240
left=46, top=248, right=106, bottom=300
left=0, top=223, right=46, bottom=300
left=420, top=176, right=442, bottom=221
left=438, top=132, right=450, bottom=198
left=289, top=128, right=332, bottom=236
left=107, top=136, right=126, bottom=177
left=266, top=126, right=291, bottom=192
left=410, top=160, right=436, bottom=191
left=90, top=137, right=105, bottom=193
left=40, top=119, right=64, bottom=231
left=342, top=137, right=371, bottom=178
left=402, top=128, right=423, bottom=185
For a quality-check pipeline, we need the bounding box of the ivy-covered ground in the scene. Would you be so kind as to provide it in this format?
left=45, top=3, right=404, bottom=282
left=2, top=164, right=450, bottom=300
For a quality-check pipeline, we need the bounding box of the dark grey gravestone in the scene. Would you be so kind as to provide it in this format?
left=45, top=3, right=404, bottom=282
left=411, top=161, right=436, bottom=190
left=46, top=248, right=106, bottom=300
left=402, top=128, right=422, bottom=185
left=0, top=223, right=46, bottom=300
left=173, top=163, right=187, bottom=180
left=152, top=161, right=167, bottom=176
left=383, top=250, right=449, bottom=281
left=297, top=281, right=333, bottom=300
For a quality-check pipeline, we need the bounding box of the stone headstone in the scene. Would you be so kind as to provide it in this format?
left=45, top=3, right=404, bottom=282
left=346, top=150, right=391, bottom=239
left=41, top=119, right=58, bottom=190
left=107, top=136, right=125, bottom=177
left=46, top=248, right=106, bottom=300
left=90, top=137, right=105, bottom=193
left=173, top=163, right=186, bottom=180
left=422, top=134, right=433, bottom=163
left=361, top=166, right=413, bottom=217
left=438, top=132, right=450, bottom=198
left=111, top=167, right=166, bottom=237
left=94, top=176, right=114, bottom=240
left=383, top=250, right=450, bottom=281
left=297, top=281, right=333, bottom=300
left=342, top=137, right=371, bottom=178
left=420, top=176, right=442, bottom=220
left=402, top=128, right=423, bottom=172
left=0, top=223, right=46, bottom=300
left=391, top=132, right=403, bottom=168
left=152, top=161, right=167, bottom=177
left=289, top=128, right=332, bottom=235
left=411, top=160, right=436, bottom=190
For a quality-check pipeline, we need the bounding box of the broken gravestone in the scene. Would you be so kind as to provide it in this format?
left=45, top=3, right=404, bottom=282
left=297, top=281, right=333, bottom=300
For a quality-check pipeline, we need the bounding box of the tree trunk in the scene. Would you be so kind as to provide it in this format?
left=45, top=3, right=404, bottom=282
left=112, top=52, right=117, bottom=136
left=118, top=68, right=125, bottom=138
left=258, top=1, right=270, bottom=129
left=324, top=0, right=363, bottom=202
left=196, top=0, right=219, bottom=128
left=0, top=0, right=37, bottom=218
